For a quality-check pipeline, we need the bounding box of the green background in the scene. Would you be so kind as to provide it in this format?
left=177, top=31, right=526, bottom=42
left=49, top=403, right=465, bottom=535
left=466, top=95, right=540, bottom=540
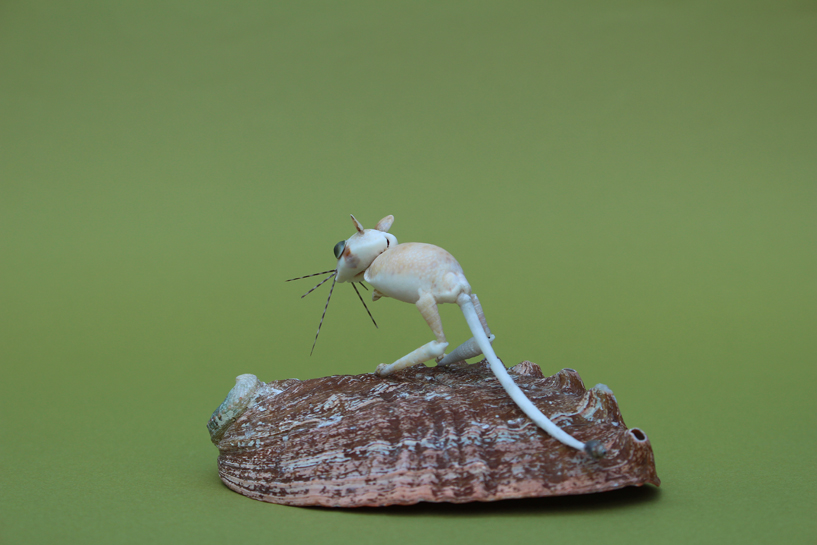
left=1, top=1, right=814, bottom=543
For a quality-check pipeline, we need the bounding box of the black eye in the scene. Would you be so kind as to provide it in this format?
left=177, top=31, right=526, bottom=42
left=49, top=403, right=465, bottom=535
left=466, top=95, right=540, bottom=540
left=333, top=240, right=345, bottom=259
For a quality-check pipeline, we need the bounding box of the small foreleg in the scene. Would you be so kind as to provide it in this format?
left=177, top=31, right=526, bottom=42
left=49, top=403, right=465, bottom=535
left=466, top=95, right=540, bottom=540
left=375, top=292, right=449, bottom=377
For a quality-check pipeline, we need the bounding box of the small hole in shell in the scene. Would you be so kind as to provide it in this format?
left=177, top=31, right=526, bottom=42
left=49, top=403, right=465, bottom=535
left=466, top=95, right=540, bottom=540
left=629, top=428, right=647, bottom=442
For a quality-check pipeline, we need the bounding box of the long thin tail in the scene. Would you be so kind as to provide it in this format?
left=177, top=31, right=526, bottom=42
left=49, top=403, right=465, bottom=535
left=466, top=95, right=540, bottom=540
left=456, top=292, right=605, bottom=458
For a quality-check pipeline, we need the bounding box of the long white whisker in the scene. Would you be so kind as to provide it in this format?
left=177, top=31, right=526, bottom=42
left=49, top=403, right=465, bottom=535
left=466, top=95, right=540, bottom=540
left=285, top=269, right=337, bottom=282
left=352, top=283, right=377, bottom=328
left=301, top=273, right=335, bottom=298
left=310, top=276, right=336, bottom=356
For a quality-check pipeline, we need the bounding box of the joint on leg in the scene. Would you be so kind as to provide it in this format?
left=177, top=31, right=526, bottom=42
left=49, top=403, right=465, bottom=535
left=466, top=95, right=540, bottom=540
left=375, top=340, right=448, bottom=377
left=437, top=333, right=495, bottom=366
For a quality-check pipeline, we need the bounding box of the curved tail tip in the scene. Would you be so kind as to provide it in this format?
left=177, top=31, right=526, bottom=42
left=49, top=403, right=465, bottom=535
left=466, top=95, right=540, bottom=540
left=584, top=440, right=607, bottom=459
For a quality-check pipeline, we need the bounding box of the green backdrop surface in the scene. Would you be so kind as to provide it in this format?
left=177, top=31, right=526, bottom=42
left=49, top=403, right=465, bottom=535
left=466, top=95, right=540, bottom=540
left=1, top=1, right=814, bottom=543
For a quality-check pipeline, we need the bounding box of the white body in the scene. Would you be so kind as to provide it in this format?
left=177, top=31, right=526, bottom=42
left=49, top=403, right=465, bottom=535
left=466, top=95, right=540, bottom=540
left=366, top=243, right=469, bottom=304
left=326, top=215, right=603, bottom=458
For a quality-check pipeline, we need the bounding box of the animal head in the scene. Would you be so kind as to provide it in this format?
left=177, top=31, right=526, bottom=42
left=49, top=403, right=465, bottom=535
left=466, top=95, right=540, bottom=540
left=334, top=215, right=397, bottom=283
left=286, top=214, right=394, bottom=354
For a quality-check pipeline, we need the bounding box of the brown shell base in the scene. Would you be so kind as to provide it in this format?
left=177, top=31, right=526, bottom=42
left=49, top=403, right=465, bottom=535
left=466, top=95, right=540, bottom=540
left=210, top=361, right=660, bottom=507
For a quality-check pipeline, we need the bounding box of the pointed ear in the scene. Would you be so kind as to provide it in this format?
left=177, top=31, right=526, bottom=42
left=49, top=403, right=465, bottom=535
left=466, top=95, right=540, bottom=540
left=350, top=214, right=365, bottom=234
left=374, top=215, right=394, bottom=232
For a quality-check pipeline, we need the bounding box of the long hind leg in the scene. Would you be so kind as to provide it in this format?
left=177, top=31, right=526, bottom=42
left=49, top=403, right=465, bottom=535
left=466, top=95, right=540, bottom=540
left=375, top=291, right=448, bottom=376
left=437, top=294, right=495, bottom=366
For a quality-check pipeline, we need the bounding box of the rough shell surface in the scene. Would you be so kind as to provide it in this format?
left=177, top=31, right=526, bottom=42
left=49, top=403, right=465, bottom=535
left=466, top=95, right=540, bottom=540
left=208, top=360, right=660, bottom=507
